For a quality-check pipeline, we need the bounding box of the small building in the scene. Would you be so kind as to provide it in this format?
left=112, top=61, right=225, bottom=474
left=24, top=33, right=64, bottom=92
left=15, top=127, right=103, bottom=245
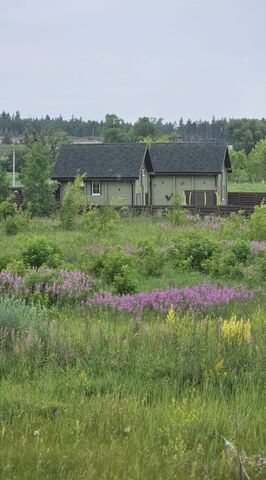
left=150, top=143, right=232, bottom=206
left=52, top=142, right=232, bottom=207
left=52, top=143, right=153, bottom=206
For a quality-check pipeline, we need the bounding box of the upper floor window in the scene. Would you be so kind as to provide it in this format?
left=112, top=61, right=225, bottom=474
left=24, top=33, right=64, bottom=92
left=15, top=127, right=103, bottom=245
left=92, top=180, right=101, bottom=195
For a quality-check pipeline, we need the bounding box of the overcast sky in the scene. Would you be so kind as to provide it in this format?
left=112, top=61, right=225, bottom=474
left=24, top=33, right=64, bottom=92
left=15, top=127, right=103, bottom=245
left=0, top=0, right=265, bottom=122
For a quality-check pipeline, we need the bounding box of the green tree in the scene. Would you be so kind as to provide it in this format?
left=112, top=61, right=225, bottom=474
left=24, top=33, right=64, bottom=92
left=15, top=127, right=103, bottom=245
left=229, top=149, right=249, bottom=182
left=59, top=174, right=87, bottom=229
left=102, top=114, right=130, bottom=143
left=2, top=130, right=12, bottom=145
left=132, top=117, right=157, bottom=141
left=0, top=165, right=10, bottom=202
left=248, top=138, right=266, bottom=181
left=21, top=141, right=54, bottom=216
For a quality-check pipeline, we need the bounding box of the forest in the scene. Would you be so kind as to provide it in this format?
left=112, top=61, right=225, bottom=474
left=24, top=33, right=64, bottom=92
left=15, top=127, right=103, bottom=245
left=1, top=111, right=266, bottom=153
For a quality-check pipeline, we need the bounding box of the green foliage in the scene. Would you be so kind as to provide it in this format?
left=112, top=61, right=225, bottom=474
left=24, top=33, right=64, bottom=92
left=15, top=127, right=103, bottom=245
left=83, top=204, right=120, bottom=235
left=102, top=114, right=130, bottom=143
left=20, top=141, right=54, bottom=216
left=0, top=253, right=11, bottom=271
left=0, top=165, right=10, bottom=202
left=136, top=239, right=164, bottom=276
left=248, top=138, right=266, bottom=181
left=229, top=149, right=249, bottom=182
left=202, top=251, right=243, bottom=279
left=0, top=198, right=17, bottom=219
left=250, top=204, right=266, bottom=241
left=5, top=214, right=26, bottom=235
left=170, top=232, right=219, bottom=271
left=59, top=175, right=87, bottom=229
left=111, top=264, right=140, bottom=294
left=132, top=117, right=157, bottom=141
left=5, top=259, right=27, bottom=276
left=21, top=236, right=62, bottom=268
left=166, top=195, right=186, bottom=225
left=231, top=240, right=251, bottom=263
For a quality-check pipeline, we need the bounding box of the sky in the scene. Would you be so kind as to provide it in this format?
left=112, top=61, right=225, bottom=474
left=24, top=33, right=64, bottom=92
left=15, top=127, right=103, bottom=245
left=0, top=0, right=265, bottom=123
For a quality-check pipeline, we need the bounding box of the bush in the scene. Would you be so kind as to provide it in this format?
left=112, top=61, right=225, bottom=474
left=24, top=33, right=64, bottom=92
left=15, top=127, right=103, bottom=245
left=166, top=195, right=186, bottom=225
left=0, top=254, right=11, bottom=271
left=112, top=264, right=140, bottom=294
left=0, top=198, right=17, bottom=219
left=21, top=236, right=62, bottom=268
left=170, top=233, right=219, bottom=271
left=86, top=248, right=139, bottom=293
left=5, top=214, right=26, bottom=235
left=250, top=204, right=266, bottom=241
left=83, top=205, right=120, bottom=235
left=231, top=240, right=251, bottom=263
left=5, top=259, right=27, bottom=276
left=202, top=251, right=243, bottom=279
left=136, top=239, right=164, bottom=276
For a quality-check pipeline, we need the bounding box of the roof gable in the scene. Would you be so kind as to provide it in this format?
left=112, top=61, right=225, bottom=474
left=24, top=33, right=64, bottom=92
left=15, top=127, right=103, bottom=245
left=150, top=143, right=232, bottom=174
left=52, top=144, right=152, bottom=179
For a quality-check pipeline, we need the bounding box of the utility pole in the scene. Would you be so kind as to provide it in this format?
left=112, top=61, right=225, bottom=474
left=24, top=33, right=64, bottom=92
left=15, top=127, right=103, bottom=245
left=12, top=149, right=16, bottom=188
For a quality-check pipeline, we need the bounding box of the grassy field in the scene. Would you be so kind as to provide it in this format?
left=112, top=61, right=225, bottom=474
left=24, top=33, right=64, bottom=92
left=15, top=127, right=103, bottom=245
left=0, top=212, right=265, bottom=479
left=228, top=182, right=266, bottom=192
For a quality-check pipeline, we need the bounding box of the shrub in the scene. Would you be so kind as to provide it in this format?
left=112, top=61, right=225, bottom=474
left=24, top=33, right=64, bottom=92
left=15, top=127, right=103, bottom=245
left=136, top=239, right=164, bottom=276
left=83, top=204, right=120, bottom=235
left=166, top=195, right=186, bottom=225
left=112, top=264, right=140, bottom=294
left=231, top=240, right=251, bottom=263
left=59, top=175, right=87, bottom=229
left=202, top=251, right=243, bottom=279
left=5, top=214, right=26, bottom=235
left=21, top=236, right=62, bottom=268
left=0, top=254, right=11, bottom=271
left=5, top=259, right=27, bottom=276
left=0, top=198, right=17, bottom=219
left=170, top=232, right=219, bottom=271
left=250, top=204, right=266, bottom=241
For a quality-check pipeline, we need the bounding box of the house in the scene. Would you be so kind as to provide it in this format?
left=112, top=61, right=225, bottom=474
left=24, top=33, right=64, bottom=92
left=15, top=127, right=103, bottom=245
left=52, top=143, right=153, bottom=206
left=52, top=142, right=232, bottom=207
left=150, top=143, right=232, bottom=206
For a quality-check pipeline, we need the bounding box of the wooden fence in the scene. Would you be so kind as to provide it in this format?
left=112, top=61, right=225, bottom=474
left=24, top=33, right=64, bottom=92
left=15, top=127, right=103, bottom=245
left=228, top=192, right=266, bottom=206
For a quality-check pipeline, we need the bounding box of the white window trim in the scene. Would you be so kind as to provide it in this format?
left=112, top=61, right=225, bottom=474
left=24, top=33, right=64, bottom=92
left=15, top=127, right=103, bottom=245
left=92, top=180, right=101, bottom=196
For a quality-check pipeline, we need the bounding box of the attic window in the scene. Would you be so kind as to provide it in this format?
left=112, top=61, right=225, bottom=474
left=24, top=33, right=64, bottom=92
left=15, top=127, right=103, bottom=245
left=92, top=181, right=101, bottom=195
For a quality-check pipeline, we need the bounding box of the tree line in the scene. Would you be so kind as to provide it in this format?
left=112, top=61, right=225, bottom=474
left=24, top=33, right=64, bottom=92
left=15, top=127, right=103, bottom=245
left=1, top=111, right=266, bottom=153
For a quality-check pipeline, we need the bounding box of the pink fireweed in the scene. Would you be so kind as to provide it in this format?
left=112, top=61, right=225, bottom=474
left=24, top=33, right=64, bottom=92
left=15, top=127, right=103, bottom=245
left=0, top=269, right=93, bottom=304
left=84, top=282, right=255, bottom=314
left=250, top=241, right=266, bottom=256
left=0, top=271, right=24, bottom=296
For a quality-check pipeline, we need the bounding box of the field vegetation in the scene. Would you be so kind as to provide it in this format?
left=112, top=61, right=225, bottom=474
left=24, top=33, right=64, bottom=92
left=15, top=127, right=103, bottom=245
left=0, top=202, right=266, bottom=479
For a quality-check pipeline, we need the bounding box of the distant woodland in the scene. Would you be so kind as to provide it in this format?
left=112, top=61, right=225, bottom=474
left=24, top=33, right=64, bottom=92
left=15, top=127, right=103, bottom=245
left=1, top=112, right=266, bottom=183
left=1, top=111, right=266, bottom=153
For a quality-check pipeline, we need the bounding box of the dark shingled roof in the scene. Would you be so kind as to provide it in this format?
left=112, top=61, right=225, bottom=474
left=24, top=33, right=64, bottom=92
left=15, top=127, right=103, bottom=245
left=150, top=143, right=232, bottom=174
left=52, top=144, right=152, bottom=179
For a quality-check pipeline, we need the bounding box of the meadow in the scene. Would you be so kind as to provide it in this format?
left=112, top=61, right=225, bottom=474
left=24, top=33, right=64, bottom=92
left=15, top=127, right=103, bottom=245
left=0, top=207, right=266, bottom=479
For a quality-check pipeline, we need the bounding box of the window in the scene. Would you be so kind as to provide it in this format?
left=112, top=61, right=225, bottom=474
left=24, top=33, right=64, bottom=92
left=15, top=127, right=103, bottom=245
left=92, top=181, right=101, bottom=195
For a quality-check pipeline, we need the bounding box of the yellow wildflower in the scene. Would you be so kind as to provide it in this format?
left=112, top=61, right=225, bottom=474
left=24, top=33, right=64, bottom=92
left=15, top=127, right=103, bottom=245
left=221, top=315, right=251, bottom=344
left=215, top=357, right=224, bottom=371
left=166, top=305, right=175, bottom=325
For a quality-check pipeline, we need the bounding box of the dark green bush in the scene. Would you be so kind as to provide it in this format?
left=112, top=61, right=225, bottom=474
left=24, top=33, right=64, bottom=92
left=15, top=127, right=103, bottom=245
left=170, top=233, right=220, bottom=271
left=112, top=264, right=140, bottom=294
left=21, top=236, right=62, bottom=268
left=5, top=214, right=26, bottom=235
left=231, top=240, right=251, bottom=263
left=0, top=198, right=17, bottom=219
left=136, top=239, right=164, bottom=276
left=0, top=253, right=11, bottom=271
left=202, top=251, right=243, bottom=279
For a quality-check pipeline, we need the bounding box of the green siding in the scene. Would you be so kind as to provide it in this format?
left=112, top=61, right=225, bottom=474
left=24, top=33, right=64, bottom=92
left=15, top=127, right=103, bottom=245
left=152, top=175, right=217, bottom=205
